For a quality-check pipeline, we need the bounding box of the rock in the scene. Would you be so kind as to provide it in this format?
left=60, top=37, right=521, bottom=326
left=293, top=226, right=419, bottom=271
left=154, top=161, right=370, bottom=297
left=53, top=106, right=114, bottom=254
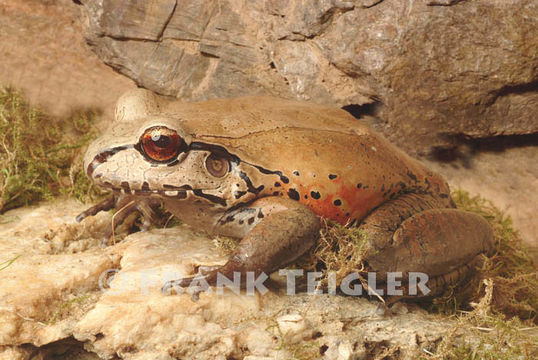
left=0, top=199, right=483, bottom=359
left=75, top=0, right=537, bottom=153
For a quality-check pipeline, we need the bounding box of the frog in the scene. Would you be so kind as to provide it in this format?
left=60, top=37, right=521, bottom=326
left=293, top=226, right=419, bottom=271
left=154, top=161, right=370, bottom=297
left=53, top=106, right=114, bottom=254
left=77, top=89, right=494, bottom=297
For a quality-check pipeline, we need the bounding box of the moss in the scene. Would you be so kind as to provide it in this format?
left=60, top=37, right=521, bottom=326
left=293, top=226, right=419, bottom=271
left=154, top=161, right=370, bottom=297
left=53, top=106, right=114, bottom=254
left=0, top=86, right=100, bottom=213
left=213, top=235, right=239, bottom=255
left=432, top=279, right=538, bottom=359
left=47, top=295, right=90, bottom=325
left=295, top=219, right=369, bottom=287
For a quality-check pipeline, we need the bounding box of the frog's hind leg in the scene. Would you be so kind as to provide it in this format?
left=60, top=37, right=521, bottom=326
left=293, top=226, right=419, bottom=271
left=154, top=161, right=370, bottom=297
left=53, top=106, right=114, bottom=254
left=359, top=194, right=494, bottom=298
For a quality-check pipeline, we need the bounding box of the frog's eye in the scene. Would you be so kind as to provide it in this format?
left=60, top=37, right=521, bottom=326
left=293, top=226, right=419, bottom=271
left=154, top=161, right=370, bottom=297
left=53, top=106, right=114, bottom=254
left=140, top=126, right=184, bottom=163
left=205, top=153, right=230, bottom=178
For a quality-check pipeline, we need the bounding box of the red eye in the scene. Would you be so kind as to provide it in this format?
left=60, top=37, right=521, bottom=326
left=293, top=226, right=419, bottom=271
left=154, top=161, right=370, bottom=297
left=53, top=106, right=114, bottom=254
left=140, top=126, right=184, bottom=162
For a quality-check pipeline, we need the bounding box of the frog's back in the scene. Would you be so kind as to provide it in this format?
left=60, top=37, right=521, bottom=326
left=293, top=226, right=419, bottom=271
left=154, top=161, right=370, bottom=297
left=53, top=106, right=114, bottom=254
left=160, top=96, right=372, bottom=138
left=162, top=96, right=452, bottom=223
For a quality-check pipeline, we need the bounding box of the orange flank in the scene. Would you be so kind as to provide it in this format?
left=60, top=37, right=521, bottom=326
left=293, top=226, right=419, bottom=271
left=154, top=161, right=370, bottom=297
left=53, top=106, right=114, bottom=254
left=284, top=179, right=384, bottom=226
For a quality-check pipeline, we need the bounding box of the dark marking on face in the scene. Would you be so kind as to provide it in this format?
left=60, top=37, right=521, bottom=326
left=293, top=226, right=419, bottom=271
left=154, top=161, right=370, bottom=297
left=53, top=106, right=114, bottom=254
left=142, top=182, right=150, bottom=191
left=287, top=188, right=300, bottom=201
left=120, top=182, right=131, bottom=191
left=349, top=219, right=357, bottom=227
left=248, top=217, right=255, bottom=225
left=439, top=193, right=449, bottom=198
left=356, top=183, right=362, bottom=189
left=258, top=210, right=264, bottom=218
left=163, top=184, right=193, bottom=190
left=329, top=174, right=337, bottom=180
left=246, top=163, right=290, bottom=184
left=273, top=191, right=280, bottom=196
left=218, top=214, right=235, bottom=225
left=87, top=145, right=133, bottom=177
left=310, top=191, right=321, bottom=199
left=389, top=193, right=396, bottom=199
left=333, top=199, right=342, bottom=206
left=239, top=220, right=244, bottom=225
left=346, top=212, right=350, bottom=217
left=234, top=190, right=247, bottom=199
left=239, top=171, right=265, bottom=194
left=363, top=185, right=369, bottom=190
left=190, top=142, right=240, bottom=163
left=381, top=184, right=385, bottom=192
left=274, top=182, right=281, bottom=187
left=192, top=189, right=227, bottom=206
left=304, top=194, right=308, bottom=199
left=293, top=170, right=300, bottom=176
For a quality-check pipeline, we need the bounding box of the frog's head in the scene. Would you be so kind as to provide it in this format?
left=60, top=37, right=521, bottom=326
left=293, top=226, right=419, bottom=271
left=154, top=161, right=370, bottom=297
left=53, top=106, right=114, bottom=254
left=83, top=90, right=262, bottom=212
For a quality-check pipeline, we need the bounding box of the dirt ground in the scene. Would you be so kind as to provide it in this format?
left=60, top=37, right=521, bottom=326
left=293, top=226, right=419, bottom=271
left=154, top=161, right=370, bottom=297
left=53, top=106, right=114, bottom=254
left=0, top=0, right=134, bottom=120
left=0, top=0, right=536, bottom=257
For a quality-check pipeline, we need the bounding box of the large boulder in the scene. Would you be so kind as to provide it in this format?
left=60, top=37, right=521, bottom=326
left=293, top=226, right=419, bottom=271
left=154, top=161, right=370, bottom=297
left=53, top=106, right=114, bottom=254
left=75, top=0, right=537, bottom=153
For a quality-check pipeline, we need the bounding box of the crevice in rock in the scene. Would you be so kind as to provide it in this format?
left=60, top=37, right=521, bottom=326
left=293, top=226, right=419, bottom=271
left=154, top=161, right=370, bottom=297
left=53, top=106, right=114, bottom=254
left=429, top=132, right=538, bottom=166
left=25, top=336, right=99, bottom=360
left=157, top=0, right=178, bottom=41
left=342, top=101, right=383, bottom=118
left=360, top=0, right=385, bottom=9
left=490, top=80, right=538, bottom=104
left=427, top=0, right=466, bottom=6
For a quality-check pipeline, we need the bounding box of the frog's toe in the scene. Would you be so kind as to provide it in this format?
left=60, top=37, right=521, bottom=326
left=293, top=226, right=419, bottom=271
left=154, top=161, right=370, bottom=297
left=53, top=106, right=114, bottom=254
left=161, top=275, right=212, bottom=297
left=76, top=195, right=116, bottom=222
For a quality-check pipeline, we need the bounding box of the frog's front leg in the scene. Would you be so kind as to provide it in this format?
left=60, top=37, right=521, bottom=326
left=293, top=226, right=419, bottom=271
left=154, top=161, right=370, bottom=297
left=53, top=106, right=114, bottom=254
left=163, top=197, right=320, bottom=292
left=77, top=193, right=163, bottom=246
left=359, top=194, right=495, bottom=298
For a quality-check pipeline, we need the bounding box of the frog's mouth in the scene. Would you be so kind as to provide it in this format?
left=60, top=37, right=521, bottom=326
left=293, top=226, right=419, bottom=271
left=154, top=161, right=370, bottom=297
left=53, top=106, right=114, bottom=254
left=103, top=185, right=189, bottom=200
left=99, top=183, right=228, bottom=207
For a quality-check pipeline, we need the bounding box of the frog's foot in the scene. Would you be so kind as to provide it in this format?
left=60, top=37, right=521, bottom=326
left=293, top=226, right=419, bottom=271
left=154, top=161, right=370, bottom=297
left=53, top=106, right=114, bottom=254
left=162, top=275, right=212, bottom=300
left=76, top=192, right=163, bottom=246
left=163, top=197, right=320, bottom=295
left=359, top=193, right=494, bottom=299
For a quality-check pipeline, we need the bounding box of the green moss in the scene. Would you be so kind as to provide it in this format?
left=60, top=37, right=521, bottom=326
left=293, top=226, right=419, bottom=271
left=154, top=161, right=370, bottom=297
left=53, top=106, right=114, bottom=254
left=0, top=86, right=101, bottom=213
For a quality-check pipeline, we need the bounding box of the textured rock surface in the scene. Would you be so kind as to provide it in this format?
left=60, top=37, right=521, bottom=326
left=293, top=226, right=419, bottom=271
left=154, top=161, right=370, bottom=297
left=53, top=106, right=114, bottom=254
left=0, top=200, right=485, bottom=360
left=76, top=0, right=538, bottom=152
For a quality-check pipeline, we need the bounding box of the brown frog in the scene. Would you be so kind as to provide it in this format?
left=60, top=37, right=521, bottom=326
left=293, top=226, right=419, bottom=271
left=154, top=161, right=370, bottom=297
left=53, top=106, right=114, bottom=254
left=77, top=89, right=494, bottom=296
